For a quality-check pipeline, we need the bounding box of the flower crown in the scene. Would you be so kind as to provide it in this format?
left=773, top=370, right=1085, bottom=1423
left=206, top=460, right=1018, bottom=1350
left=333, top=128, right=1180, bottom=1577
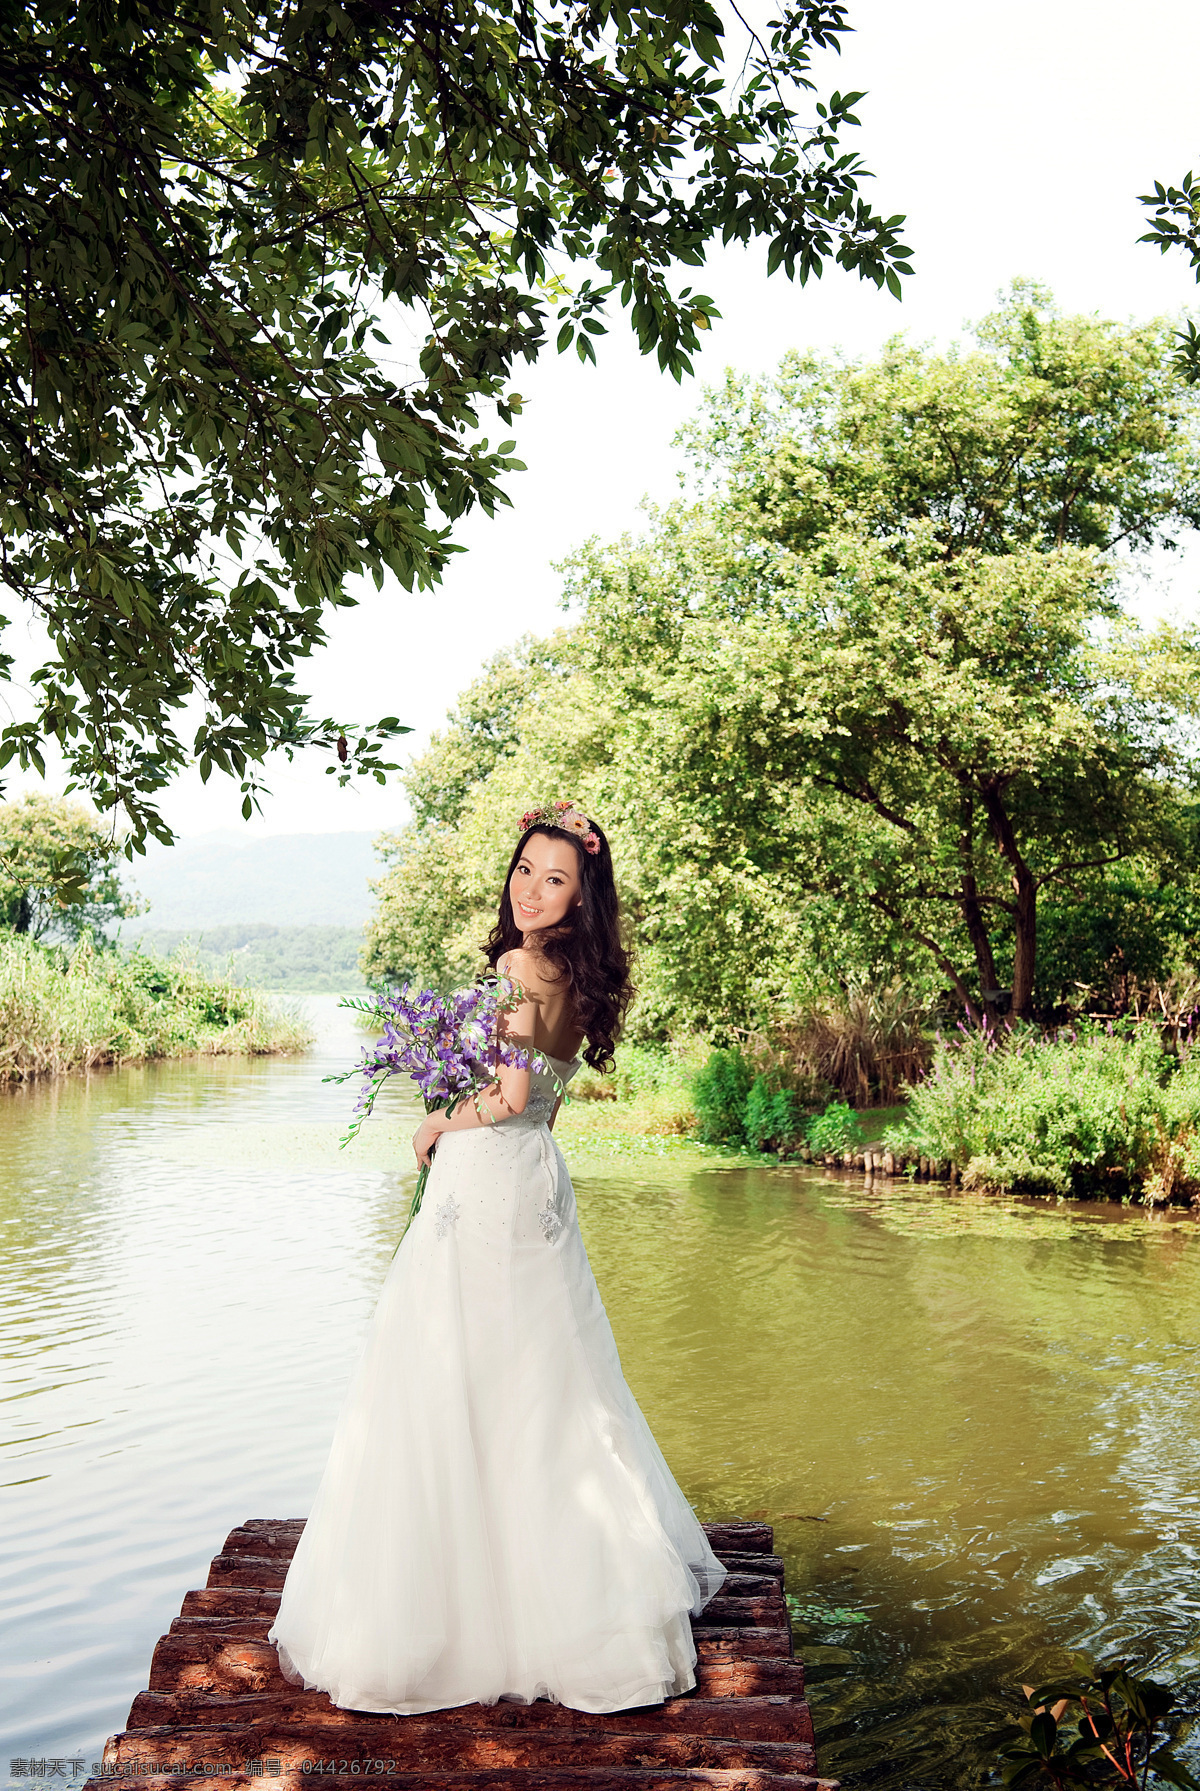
left=518, top=798, right=601, bottom=855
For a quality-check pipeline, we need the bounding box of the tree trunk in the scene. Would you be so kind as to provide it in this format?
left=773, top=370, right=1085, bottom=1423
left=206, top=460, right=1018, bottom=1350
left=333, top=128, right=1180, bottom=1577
left=978, top=780, right=1038, bottom=1020
left=958, top=789, right=1002, bottom=1006
left=13, top=891, right=31, bottom=935
left=1010, top=869, right=1037, bottom=1020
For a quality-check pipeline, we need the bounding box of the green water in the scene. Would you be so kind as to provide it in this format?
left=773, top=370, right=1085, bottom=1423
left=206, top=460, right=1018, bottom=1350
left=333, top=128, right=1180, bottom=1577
left=3, top=998, right=1200, bottom=1786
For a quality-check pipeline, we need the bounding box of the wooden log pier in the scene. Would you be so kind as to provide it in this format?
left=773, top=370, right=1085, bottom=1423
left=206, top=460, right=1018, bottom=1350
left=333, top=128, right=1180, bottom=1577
left=83, top=1519, right=834, bottom=1791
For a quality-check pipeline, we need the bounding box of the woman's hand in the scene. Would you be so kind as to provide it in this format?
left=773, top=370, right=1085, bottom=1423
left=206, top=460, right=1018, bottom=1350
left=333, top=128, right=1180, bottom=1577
left=412, top=1113, right=446, bottom=1168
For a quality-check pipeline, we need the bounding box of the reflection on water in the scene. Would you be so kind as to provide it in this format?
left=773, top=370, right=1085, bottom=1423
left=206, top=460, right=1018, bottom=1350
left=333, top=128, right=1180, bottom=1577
left=3, top=1002, right=1200, bottom=1785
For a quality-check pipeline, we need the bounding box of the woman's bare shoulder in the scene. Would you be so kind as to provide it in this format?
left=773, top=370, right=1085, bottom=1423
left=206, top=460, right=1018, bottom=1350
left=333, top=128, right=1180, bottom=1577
left=497, top=946, right=550, bottom=989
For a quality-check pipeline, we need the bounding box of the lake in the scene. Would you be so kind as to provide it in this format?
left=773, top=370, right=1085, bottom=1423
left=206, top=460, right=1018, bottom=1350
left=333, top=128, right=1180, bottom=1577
left=4, top=997, right=1200, bottom=1786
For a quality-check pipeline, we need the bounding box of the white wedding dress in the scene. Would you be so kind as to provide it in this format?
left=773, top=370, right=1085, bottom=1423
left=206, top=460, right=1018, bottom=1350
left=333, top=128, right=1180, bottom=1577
left=268, top=1051, right=726, bottom=1714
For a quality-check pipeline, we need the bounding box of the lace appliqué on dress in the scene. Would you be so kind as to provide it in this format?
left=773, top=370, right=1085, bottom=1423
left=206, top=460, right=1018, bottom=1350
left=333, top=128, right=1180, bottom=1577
left=538, top=1205, right=564, bottom=1244
left=435, top=1196, right=461, bottom=1240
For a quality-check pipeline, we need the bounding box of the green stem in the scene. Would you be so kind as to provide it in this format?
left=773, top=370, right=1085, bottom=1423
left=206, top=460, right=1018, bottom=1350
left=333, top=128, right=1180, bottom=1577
left=408, top=1089, right=466, bottom=1220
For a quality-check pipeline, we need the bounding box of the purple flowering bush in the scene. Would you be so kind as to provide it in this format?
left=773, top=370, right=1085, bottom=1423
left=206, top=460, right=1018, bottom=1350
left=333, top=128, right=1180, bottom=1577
left=325, top=974, right=555, bottom=1215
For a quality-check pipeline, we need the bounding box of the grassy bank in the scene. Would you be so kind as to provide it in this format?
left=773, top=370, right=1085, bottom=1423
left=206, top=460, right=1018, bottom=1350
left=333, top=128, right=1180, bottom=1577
left=558, top=1022, right=1200, bottom=1207
left=0, top=932, right=314, bottom=1080
left=556, top=1044, right=702, bottom=1149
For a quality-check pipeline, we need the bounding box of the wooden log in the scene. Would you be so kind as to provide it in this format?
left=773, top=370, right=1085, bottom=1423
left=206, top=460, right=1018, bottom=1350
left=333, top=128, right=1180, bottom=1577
left=208, top=1555, right=288, bottom=1589
left=688, top=1596, right=786, bottom=1628
left=103, top=1717, right=818, bottom=1776
left=148, top=1624, right=792, bottom=1700
left=702, top=1523, right=773, bottom=1556
left=172, top=1579, right=781, bottom=1646
left=178, top=1570, right=783, bottom=1634
left=222, top=1526, right=304, bottom=1561
left=218, top=1523, right=776, bottom=1566
left=84, top=1771, right=838, bottom=1791
left=149, top=1634, right=285, bottom=1696
left=171, top=1616, right=278, bottom=1641
left=714, top=1573, right=784, bottom=1599
left=694, top=1631, right=792, bottom=1661
left=124, top=1692, right=813, bottom=1746
left=716, top=1555, right=784, bottom=1582
left=694, top=1659, right=807, bottom=1699
left=182, top=1589, right=282, bottom=1620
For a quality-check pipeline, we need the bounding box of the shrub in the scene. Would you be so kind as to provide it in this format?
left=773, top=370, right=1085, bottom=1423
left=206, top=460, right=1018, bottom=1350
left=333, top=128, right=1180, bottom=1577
left=744, top=1076, right=804, bottom=1152
left=691, top=1049, right=814, bottom=1152
left=888, top=1020, right=1200, bottom=1200
left=692, top=1046, right=755, bottom=1145
left=805, top=1098, right=863, bottom=1155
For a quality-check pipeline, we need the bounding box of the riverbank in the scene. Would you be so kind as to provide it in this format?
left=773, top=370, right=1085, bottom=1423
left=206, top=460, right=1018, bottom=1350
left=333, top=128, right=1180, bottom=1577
left=561, top=1025, right=1200, bottom=1206
left=0, top=932, right=313, bottom=1080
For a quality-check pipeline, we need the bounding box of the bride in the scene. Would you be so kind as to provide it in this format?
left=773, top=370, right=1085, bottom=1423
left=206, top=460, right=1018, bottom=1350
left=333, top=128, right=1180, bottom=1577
left=268, top=801, right=726, bottom=1715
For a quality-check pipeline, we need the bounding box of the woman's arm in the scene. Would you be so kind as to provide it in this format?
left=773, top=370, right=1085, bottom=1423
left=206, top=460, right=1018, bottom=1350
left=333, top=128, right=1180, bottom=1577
left=411, top=953, right=542, bottom=1165
left=411, top=1081, right=508, bottom=1166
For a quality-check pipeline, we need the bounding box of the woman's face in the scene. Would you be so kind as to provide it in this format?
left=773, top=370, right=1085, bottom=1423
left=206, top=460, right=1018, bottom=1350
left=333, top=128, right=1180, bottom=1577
left=509, top=831, right=582, bottom=936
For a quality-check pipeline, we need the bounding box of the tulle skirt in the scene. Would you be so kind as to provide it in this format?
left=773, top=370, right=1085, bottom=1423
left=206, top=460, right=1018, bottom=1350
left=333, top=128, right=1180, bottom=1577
left=268, top=1112, right=726, bottom=1714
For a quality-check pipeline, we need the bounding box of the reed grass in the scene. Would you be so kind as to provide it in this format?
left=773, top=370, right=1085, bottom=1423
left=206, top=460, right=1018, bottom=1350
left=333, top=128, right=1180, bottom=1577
left=0, top=932, right=313, bottom=1080
left=747, top=982, right=933, bottom=1108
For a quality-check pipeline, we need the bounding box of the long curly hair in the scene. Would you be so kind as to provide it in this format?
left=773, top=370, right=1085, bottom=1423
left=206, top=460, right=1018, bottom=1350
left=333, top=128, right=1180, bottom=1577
left=483, top=820, right=634, bottom=1071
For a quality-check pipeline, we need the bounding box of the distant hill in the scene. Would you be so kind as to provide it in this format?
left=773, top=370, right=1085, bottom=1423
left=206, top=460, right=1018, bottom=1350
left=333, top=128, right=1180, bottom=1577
left=130, top=923, right=368, bottom=992
left=120, top=830, right=386, bottom=930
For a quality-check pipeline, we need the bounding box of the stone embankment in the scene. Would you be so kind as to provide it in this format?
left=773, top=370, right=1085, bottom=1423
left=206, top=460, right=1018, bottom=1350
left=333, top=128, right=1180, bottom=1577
left=794, top=1145, right=957, bottom=1184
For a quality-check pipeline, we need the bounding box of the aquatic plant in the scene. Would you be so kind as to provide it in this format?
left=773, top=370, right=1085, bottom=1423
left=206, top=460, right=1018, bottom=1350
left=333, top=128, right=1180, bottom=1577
left=986, top=1655, right=1198, bottom=1789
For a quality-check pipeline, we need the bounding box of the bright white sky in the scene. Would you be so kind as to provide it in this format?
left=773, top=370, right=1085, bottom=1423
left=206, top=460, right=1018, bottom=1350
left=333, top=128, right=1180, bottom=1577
left=9, top=0, right=1200, bottom=839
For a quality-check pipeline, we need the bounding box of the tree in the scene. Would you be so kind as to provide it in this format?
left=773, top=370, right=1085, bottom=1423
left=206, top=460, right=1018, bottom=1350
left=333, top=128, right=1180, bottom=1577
left=565, top=287, right=1200, bottom=1022
left=0, top=0, right=911, bottom=851
left=366, top=290, right=1200, bottom=1031
left=681, top=278, right=1200, bottom=556
left=583, top=529, right=1195, bottom=1020
left=0, top=793, right=143, bottom=939
left=1140, top=173, right=1200, bottom=381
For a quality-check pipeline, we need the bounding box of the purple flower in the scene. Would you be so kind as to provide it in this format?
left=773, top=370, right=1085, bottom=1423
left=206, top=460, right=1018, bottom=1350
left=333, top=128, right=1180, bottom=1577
left=326, top=973, right=557, bottom=1160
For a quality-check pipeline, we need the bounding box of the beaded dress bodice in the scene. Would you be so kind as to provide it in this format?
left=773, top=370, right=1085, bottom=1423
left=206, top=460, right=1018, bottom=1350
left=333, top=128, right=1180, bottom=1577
left=495, top=1051, right=581, bottom=1128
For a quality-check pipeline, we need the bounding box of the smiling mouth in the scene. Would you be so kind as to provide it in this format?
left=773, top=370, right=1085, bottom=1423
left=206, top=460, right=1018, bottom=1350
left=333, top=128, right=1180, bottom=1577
left=517, top=900, right=541, bottom=919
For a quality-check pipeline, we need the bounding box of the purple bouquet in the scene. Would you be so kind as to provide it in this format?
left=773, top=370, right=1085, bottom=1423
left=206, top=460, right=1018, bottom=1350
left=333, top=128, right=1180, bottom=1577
left=325, top=974, right=559, bottom=1217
